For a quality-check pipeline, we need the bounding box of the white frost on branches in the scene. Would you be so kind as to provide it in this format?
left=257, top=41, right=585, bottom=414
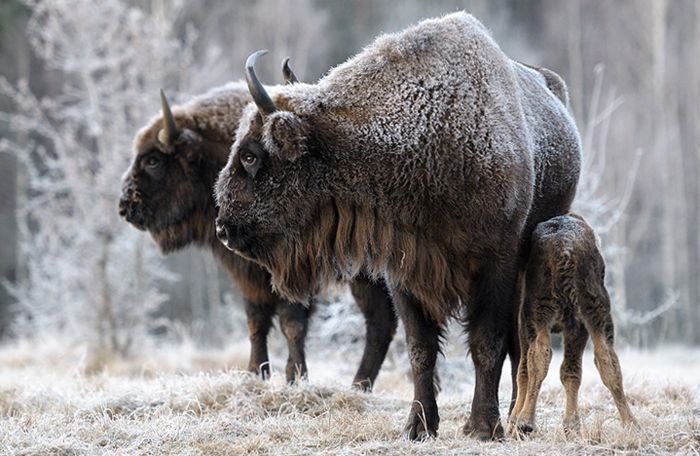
left=0, top=0, right=195, bottom=355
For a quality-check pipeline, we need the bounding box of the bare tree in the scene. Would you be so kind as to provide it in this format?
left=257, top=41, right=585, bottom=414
left=0, top=0, right=195, bottom=355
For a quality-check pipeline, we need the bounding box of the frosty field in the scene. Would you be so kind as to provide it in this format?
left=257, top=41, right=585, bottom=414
left=0, top=319, right=697, bottom=455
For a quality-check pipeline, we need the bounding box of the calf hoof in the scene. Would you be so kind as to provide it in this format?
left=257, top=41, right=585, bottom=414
left=563, top=416, right=581, bottom=437
left=517, top=421, right=535, bottom=434
left=463, top=414, right=504, bottom=441
left=505, top=414, right=519, bottom=436
left=402, top=407, right=439, bottom=441
left=622, top=415, right=640, bottom=430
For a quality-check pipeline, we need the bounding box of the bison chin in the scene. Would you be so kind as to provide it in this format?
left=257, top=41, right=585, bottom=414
left=215, top=220, right=276, bottom=265
left=118, top=197, right=150, bottom=232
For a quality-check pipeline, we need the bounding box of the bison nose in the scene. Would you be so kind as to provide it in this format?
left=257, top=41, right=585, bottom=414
left=215, top=220, right=231, bottom=248
left=118, top=197, right=129, bottom=218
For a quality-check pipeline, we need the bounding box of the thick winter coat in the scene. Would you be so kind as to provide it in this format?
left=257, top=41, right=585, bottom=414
left=119, top=82, right=397, bottom=389
left=215, top=12, right=581, bottom=440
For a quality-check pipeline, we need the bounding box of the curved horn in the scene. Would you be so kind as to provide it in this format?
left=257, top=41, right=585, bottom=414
left=282, top=57, right=298, bottom=84
left=158, top=89, right=178, bottom=145
left=245, top=50, right=277, bottom=115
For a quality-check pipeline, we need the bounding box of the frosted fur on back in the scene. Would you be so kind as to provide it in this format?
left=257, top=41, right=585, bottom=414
left=218, top=12, right=582, bottom=322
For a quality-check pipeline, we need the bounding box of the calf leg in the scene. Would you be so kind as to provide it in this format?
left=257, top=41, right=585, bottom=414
left=507, top=271, right=527, bottom=430
left=244, top=300, right=275, bottom=379
left=392, top=289, right=441, bottom=441
left=588, top=320, right=636, bottom=426
left=516, top=326, right=552, bottom=434
left=277, top=300, right=312, bottom=383
left=508, top=305, right=531, bottom=433
left=560, top=323, right=588, bottom=435
left=507, top=307, right=522, bottom=414
left=350, top=276, right=398, bottom=391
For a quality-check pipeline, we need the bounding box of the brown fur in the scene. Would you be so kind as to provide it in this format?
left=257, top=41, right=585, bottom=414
left=215, top=13, right=582, bottom=440
left=508, top=213, right=637, bottom=435
left=119, top=83, right=398, bottom=388
left=258, top=199, right=481, bottom=324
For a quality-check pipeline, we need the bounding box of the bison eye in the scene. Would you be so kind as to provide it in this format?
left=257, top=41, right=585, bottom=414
left=145, top=155, right=161, bottom=168
left=241, top=151, right=257, bottom=167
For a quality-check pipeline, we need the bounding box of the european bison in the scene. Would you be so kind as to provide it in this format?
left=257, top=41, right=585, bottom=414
left=509, top=213, right=637, bottom=435
left=118, top=76, right=397, bottom=389
left=215, top=12, right=581, bottom=440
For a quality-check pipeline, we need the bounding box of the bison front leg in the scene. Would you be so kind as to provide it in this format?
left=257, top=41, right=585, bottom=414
left=350, top=275, right=398, bottom=392
left=392, top=289, right=441, bottom=441
left=245, top=300, right=275, bottom=379
left=463, top=266, right=518, bottom=441
left=277, top=300, right=312, bottom=383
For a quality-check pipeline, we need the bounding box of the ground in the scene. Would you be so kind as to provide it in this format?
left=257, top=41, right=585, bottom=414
left=0, top=308, right=698, bottom=455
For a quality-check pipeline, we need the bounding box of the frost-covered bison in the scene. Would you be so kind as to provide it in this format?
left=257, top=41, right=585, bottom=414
left=215, top=12, right=581, bottom=440
left=509, top=213, right=636, bottom=436
left=118, top=76, right=398, bottom=389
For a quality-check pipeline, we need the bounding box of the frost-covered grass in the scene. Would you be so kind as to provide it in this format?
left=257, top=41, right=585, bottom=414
left=0, top=334, right=697, bottom=455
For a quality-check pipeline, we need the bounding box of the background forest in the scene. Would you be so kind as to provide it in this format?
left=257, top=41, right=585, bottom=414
left=0, top=0, right=698, bottom=355
left=0, top=2, right=698, bottom=454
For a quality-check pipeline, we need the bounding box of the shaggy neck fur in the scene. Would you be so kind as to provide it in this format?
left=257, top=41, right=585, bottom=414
left=260, top=198, right=478, bottom=323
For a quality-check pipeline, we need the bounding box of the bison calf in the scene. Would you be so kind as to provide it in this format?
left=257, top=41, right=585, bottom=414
left=509, top=213, right=637, bottom=435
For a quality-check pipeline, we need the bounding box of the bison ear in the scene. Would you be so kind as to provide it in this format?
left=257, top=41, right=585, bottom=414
left=262, top=111, right=309, bottom=162
left=176, top=128, right=203, bottom=162
left=174, top=128, right=202, bottom=147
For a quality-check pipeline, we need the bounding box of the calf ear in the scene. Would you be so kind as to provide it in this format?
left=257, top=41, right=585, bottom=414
left=262, top=111, right=309, bottom=162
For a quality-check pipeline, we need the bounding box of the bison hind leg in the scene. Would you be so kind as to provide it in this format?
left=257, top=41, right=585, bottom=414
left=391, top=289, right=441, bottom=441
left=349, top=276, right=398, bottom=392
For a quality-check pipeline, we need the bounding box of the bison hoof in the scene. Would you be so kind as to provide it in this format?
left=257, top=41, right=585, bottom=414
left=285, top=362, right=308, bottom=384
left=351, top=379, right=373, bottom=392
left=402, top=409, right=439, bottom=441
left=401, top=424, right=437, bottom=442
left=463, top=415, right=505, bottom=441
left=248, top=361, right=271, bottom=380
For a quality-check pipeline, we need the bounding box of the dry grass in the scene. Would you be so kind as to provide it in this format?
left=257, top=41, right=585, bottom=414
left=0, top=338, right=698, bottom=455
